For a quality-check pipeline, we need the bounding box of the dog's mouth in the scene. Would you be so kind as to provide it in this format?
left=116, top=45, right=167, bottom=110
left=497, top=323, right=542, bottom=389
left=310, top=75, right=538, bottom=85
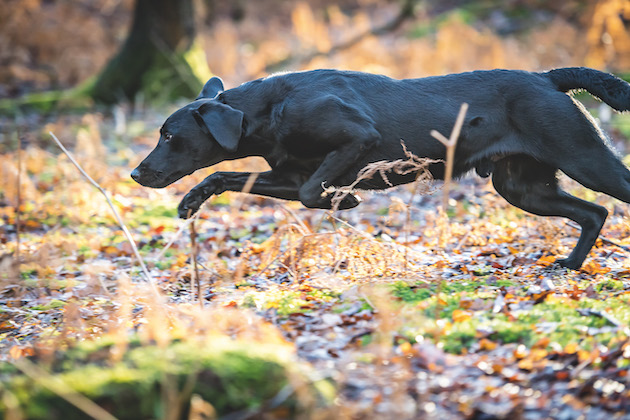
left=131, top=167, right=189, bottom=188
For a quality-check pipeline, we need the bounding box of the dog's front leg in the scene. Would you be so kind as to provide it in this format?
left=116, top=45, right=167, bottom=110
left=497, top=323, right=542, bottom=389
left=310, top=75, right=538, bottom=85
left=178, top=170, right=303, bottom=218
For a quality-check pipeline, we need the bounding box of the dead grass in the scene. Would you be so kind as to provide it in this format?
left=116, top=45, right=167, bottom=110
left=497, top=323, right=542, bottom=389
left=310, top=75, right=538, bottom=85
left=1, top=2, right=630, bottom=417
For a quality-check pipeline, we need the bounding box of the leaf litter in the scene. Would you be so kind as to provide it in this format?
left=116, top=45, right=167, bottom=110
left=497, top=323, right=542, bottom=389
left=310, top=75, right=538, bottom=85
left=0, top=113, right=630, bottom=418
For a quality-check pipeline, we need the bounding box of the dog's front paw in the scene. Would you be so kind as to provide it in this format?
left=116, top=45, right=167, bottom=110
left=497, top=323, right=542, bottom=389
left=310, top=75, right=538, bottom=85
left=178, top=189, right=206, bottom=219
left=178, top=176, right=225, bottom=219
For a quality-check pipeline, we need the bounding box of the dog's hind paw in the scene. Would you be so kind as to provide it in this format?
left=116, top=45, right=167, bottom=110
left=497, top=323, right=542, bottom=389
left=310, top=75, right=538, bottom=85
left=337, top=193, right=361, bottom=210
left=554, top=257, right=582, bottom=271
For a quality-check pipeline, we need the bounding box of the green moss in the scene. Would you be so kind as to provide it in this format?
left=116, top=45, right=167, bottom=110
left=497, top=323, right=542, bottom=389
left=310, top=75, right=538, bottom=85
left=391, top=274, right=630, bottom=355
left=491, top=320, right=534, bottom=345
left=141, top=205, right=178, bottom=219
left=242, top=294, right=258, bottom=309
left=31, top=299, right=66, bottom=311
left=443, top=281, right=481, bottom=294
left=495, top=279, right=516, bottom=288
left=154, top=259, right=174, bottom=270
left=442, top=329, right=476, bottom=354
left=0, top=337, right=327, bottom=419
left=277, top=292, right=308, bottom=316
left=596, top=278, right=624, bottom=292
left=20, top=268, right=38, bottom=279
left=391, top=281, right=432, bottom=303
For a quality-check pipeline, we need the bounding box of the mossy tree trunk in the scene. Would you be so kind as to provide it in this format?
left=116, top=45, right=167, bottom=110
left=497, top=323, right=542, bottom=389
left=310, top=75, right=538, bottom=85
left=91, top=0, right=205, bottom=104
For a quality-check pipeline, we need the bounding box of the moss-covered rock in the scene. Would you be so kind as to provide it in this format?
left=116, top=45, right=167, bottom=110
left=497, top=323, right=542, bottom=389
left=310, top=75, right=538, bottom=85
left=0, top=336, right=332, bottom=419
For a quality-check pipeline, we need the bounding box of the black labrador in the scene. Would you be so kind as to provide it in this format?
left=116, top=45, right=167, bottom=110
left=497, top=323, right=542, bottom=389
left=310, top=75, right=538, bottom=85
left=131, top=68, right=630, bottom=270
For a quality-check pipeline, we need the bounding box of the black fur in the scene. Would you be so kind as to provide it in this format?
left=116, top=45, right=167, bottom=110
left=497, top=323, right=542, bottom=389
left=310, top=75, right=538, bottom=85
left=131, top=68, right=630, bottom=270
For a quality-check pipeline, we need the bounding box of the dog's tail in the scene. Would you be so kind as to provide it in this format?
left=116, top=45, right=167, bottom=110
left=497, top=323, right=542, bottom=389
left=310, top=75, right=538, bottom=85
left=546, top=67, right=630, bottom=112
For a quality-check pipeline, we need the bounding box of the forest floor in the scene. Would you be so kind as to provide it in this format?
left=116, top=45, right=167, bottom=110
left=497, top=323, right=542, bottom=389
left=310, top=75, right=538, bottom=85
left=1, top=106, right=630, bottom=418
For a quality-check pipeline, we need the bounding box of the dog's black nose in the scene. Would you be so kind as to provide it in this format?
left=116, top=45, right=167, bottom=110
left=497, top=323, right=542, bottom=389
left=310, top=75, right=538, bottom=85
left=130, top=167, right=141, bottom=182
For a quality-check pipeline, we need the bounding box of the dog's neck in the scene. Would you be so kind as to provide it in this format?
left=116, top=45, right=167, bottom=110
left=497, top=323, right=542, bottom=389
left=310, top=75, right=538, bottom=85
left=219, top=78, right=290, bottom=138
left=229, top=134, right=287, bottom=168
left=217, top=82, right=292, bottom=168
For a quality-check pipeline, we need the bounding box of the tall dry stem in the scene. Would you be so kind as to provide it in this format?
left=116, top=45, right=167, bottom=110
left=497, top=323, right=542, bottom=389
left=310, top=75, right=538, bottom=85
left=430, top=102, right=469, bottom=212
left=323, top=142, right=436, bottom=276
left=11, top=358, right=119, bottom=420
left=49, top=132, right=159, bottom=298
left=188, top=210, right=202, bottom=307
left=15, top=128, right=21, bottom=271
left=429, top=102, right=468, bottom=324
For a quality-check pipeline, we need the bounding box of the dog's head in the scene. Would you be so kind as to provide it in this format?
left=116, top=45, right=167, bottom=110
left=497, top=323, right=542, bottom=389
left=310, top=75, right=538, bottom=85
left=131, top=77, right=244, bottom=188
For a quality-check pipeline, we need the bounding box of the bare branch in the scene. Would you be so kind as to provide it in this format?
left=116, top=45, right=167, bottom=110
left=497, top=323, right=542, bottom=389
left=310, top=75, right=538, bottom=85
left=430, top=102, right=468, bottom=211
left=49, top=132, right=160, bottom=297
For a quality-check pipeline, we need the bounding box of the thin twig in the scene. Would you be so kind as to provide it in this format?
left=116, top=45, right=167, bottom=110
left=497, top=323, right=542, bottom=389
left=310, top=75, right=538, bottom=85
left=329, top=215, right=378, bottom=242
left=403, top=171, right=432, bottom=274
left=429, top=103, right=468, bottom=325
left=235, top=172, right=259, bottom=211
left=279, top=204, right=311, bottom=235
left=188, top=210, right=202, bottom=308
left=577, top=307, right=622, bottom=327
left=49, top=132, right=159, bottom=297
left=12, top=358, right=119, bottom=420
left=430, top=102, right=469, bottom=212
left=15, top=125, right=21, bottom=269
left=156, top=217, right=195, bottom=261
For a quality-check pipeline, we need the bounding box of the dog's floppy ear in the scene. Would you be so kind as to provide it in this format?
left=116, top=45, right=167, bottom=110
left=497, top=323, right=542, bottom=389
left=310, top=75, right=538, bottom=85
left=196, top=77, right=224, bottom=100
left=193, top=103, right=243, bottom=153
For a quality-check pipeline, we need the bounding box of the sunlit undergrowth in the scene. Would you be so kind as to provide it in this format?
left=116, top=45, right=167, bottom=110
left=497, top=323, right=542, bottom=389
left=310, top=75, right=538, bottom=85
left=0, top=101, right=629, bottom=417
left=1, top=0, right=630, bottom=416
left=1, top=105, right=630, bottom=416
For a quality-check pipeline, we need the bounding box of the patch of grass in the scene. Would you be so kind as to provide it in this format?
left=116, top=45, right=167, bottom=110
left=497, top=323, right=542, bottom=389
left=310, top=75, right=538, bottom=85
left=390, top=279, right=487, bottom=304
left=31, top=299, right=66, bottom=311
left=489, top=317, right=535, bottom=345
left=596, top=278, right=624, bottom=292
left=391, top=281, right=432, bottom=303
left=154, top=258, right=175, bottom=270
left=495, top=279, right=516, bottom=288
left=442, top=328, right=476, bottom=354
left=390, top=280, right=630, bottom=354
left=257, top=287, right=339, bottom=316
left=20, top=268, right=38, bottom=279
left=0, top=336, right=328, bottom=419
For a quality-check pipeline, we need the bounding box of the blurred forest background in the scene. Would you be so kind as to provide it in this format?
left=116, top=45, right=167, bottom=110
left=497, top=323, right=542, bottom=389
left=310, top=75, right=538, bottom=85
left=1, top=0, right=629, bottom=102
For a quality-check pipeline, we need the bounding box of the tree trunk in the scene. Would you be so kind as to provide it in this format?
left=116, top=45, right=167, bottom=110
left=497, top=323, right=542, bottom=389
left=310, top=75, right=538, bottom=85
left=91, top=0, right=205, bottom=104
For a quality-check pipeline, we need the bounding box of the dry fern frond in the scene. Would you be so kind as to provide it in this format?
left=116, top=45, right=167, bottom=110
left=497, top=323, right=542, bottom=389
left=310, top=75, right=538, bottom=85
left=324, top=141, right=441, bottom=212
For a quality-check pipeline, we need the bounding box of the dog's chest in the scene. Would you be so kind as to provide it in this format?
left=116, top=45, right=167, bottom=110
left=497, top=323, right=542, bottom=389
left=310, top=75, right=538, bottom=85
left=263, top=142, right=323, bottom=174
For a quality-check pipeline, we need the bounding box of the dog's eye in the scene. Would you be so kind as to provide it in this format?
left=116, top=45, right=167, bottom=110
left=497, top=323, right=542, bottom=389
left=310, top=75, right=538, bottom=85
left=164, top=133, right=173, bottom=142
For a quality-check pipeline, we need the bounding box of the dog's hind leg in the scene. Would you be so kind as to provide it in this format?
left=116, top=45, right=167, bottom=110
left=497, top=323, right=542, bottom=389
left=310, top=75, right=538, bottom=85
left=554, top=146, right=630, bottom=205
left=491, top=155, right=609, bottom=270
left=523, top=92, right=630, bottom=205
